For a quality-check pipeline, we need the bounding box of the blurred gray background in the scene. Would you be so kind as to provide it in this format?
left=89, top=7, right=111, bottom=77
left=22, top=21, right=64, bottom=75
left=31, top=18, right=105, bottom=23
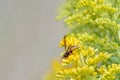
left=0, top=0, right=68, bottom=80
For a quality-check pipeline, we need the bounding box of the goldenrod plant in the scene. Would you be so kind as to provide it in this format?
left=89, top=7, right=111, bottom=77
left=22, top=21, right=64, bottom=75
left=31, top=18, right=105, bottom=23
left=45, top=0, right=120, bottom=80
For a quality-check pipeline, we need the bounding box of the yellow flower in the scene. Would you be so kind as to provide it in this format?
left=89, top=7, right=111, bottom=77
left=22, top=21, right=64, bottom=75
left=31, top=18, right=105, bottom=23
left=88, top=58, right=96, bottom=65
left=88, top=52, right=111, bottom=66
left=59, top=34, right=80, bottom=47
left=98, top=52, right=111, bottom=61
left=98, top=66, right=107, bottom=74
left=81, top=47, right=97, bottom=57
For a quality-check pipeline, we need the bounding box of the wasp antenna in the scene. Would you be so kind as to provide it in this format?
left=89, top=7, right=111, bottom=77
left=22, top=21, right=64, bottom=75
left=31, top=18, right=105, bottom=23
left=64, top=35, right=67, bottom=51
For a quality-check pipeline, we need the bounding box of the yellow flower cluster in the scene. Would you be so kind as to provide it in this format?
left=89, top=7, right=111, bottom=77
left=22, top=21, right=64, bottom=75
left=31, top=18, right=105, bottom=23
left=57, top=65, right=97, bottom=80
left=88, top=52, right=111, bottom=66
left=64, top=0, right=117, bottom=28
left=54, top=0, right=120, bottom=79
left=76, top=33, right=119, bottom=53
left=65, top=13, right=91, bottom=27
left=61, top=44, right=111, bottom=67
left=57, top=34, right=120, bottom=80
left=95, top=17, right=120, bottom=32
left=59, top=34, right=80, bottom=47
left=98, top=64, right=120, bottom=80
left=56, top=49, right=120, bottom=80
left=75, top=0, right=97, bottom=10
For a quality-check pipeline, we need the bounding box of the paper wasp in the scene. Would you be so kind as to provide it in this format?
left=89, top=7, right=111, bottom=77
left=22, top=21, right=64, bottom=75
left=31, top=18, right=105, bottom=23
left=62, top=35, right=79, bottom=59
